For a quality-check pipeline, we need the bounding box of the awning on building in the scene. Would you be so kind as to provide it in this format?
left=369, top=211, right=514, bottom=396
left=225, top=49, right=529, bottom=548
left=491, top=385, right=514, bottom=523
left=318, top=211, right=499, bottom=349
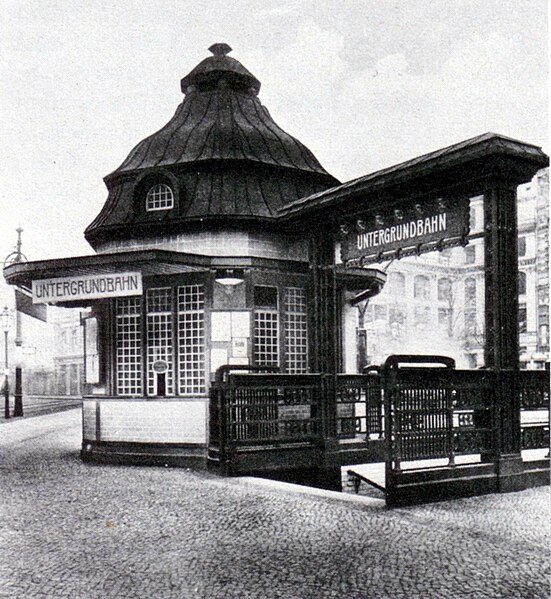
left=335, top=265, right=387, bottom=303
left=3, top=249, right=310, bottom=307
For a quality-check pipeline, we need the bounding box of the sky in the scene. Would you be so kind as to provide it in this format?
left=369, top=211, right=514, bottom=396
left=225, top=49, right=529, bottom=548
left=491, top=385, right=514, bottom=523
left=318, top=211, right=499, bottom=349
left=0, top=0, right=548, bottom=270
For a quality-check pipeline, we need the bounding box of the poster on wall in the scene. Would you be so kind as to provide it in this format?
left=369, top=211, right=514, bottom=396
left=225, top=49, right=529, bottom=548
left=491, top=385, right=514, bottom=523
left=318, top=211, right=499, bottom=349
left=84, top=317, right=100, bottom=384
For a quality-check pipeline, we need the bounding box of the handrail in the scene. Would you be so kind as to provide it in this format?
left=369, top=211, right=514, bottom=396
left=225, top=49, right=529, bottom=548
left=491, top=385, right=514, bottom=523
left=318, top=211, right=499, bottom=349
left=383, top=354, right=456, bottom=371
left=214, top=364, right=279, bottom=385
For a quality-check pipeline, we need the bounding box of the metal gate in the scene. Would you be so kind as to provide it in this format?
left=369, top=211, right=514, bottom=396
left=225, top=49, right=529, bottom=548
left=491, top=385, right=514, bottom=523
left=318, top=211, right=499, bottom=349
left=382, top=354, right=502, bottom=505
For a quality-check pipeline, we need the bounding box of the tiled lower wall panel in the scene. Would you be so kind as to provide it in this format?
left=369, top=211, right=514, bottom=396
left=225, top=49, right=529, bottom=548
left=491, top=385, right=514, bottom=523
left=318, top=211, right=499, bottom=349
left=85, top=400, right=207, bottom=444
left=82, top=401, right=97, bottom=440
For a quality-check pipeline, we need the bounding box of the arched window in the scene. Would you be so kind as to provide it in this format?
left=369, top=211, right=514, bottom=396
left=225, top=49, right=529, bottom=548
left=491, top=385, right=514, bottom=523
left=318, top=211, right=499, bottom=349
left=437, top=278, right=452, bottom=302
left=146, top=183, right=174, bottom=211
left=414, top=275, right=430, bottom=300
left=518, top=271, right=527, bottom=295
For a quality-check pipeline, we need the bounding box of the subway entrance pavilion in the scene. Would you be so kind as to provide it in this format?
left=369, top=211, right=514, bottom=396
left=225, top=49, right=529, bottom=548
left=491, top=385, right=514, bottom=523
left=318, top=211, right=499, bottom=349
left=5, top=45, right=549, bottom=505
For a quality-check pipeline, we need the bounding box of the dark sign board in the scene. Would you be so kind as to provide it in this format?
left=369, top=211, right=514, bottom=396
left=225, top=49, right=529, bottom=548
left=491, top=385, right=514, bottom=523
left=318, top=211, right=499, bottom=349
left=340, top=198, right=469, bottom=263
left=15, top=288, right=48, bottom=322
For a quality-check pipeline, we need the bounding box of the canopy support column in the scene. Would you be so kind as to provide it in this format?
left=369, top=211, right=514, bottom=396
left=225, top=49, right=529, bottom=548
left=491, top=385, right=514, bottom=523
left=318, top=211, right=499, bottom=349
left=483, top=182, right=523, bottom=491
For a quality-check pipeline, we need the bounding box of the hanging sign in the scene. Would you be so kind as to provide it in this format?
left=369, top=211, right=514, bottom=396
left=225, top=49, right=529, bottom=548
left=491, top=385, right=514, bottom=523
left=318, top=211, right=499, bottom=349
left=340, top=199, right=469, bottom=263
left=32, top=272, right=143, bottom=304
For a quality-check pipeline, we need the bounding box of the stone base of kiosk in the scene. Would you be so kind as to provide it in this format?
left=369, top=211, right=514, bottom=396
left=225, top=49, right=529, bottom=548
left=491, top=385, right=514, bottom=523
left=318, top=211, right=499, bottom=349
left=81, top=398, right=208, bottom=468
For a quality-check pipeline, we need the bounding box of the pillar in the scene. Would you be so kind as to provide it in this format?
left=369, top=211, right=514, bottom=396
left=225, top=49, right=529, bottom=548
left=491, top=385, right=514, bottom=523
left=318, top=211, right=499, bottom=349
left=483, top=183, right=523, bottom=491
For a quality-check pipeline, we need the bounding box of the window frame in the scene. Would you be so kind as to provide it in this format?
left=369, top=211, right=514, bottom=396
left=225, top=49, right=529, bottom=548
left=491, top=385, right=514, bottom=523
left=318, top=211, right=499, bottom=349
left=113, top=276, right=207, bottom=398
left=145, top=183, right=175, bottom=212
left=252, top=280, right=310, bottom=373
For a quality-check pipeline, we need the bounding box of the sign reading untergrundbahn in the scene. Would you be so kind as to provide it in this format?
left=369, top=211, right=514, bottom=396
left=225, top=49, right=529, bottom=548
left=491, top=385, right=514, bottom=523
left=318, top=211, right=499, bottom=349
left=32, top=272, right=143, bottom=303
left=340, top=198, right=469, bottom=263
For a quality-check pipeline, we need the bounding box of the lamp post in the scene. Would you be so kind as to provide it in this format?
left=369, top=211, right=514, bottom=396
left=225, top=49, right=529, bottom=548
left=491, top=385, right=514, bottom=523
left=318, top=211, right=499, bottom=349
left=2, top=306, right=11, bottom=419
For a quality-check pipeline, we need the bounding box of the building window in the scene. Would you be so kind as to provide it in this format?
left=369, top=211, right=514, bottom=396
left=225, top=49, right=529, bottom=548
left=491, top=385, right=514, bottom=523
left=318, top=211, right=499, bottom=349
left=284, top=288, right=308, bottom=374
left=253, top=286, right=279, bottom=367
left=414, top=275, right=430, bottom=300
left=374, top=304, right=387, bottom=322
left=467, top=354, right=478, bottom=369
left=177, top=285, right=205, bottom=395
left=437, top=278, right=452, bottom=302
left=539, top=324, right=549, bottom=350
left=465, top=310, right=477, bottom=335
left=146, top=183, right=174, bottom=211
left=438, top=308, right=452, bottom=331
left=465, top=277, right=476, bottom=308
left=146, top=288, right=174, bottom=396
left=465, top=245, right=476, bottom=264
left=469, top=207, right=476, bottom=230
left=388, top=271, right=405, bottom=295
left=518, top=271, right=526, bottom=295
left=389, top=307, right=406, bottom=339
left=414, top=306, right=431, bottom=328
left=518, top=237, right=526, bottom=257
left=518, top=304, right=527, bottom=334
left=439, top=248, right=452, bottom=264
left=115, top=297, right=142, bottom=396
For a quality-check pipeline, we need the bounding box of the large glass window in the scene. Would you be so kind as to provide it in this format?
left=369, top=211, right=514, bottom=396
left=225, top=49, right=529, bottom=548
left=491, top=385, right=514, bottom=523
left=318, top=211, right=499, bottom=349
left=253, top=284, right=310, bottom=372
left=146, top=288, right=174, bottom=396
left=253, top=286, right=279, bottom=367
left=115, top=284, right=207, bottom=397
left=177, top=285, right=205, bottom=395
left=115, top=297, right=143, bottom=396
left=284, top=288, right=308, bottom=374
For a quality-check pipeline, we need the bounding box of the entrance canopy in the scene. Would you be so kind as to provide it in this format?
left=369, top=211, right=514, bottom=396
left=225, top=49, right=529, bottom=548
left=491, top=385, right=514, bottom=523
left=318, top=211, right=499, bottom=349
left=3, top=249, right=312, bottom=307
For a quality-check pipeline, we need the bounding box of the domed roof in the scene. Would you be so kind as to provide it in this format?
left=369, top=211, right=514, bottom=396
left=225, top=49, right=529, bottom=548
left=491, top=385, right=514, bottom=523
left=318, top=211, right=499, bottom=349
left=85, top=45, right=339, bottom=248
left=109, top=44, right=332, bottom=178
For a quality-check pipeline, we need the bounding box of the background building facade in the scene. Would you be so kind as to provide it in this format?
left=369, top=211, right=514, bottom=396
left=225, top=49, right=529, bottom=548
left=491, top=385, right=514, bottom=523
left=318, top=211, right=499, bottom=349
left=353, top=168, right=549, bottom=371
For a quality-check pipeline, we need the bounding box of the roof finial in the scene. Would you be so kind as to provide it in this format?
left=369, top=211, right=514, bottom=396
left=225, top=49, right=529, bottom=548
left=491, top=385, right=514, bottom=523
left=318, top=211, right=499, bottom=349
left=209, top=43, right=232, bottom=57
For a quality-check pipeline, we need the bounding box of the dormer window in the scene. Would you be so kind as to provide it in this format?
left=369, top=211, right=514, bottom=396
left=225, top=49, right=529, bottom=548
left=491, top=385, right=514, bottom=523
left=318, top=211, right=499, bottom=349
left=146, top=183, right=174, bottom=211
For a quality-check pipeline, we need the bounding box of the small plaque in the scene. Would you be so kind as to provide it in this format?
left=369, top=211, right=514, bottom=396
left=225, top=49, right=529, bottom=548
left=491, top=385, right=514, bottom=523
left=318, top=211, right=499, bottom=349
left=152, top=359, right=168, bottom=374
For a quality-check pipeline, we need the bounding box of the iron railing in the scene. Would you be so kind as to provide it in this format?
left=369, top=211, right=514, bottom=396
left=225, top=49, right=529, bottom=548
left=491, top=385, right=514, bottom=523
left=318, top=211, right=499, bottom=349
left=383, top=355, right=497, bottom=469
left=209, top=359, right=549, bottom=474
left=210, top=367, right=323, bottom=450
left=519, top=369, right=550, bottom=451
left=335, top=370, right=383, bottom=439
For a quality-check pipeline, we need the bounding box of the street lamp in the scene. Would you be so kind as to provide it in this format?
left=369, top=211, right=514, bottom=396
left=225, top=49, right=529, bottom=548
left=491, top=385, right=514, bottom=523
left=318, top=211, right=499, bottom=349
left=2, top=306, right=11, bottom=419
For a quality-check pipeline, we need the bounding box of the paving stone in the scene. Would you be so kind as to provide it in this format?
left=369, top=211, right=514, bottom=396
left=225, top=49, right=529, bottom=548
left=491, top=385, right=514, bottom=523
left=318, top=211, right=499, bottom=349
left=0, top=409, right=549, bottom=599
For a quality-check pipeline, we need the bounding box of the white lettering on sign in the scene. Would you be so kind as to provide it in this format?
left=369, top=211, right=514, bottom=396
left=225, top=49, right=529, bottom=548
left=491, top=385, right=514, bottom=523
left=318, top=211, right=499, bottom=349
left=356, top=213, right=447, bottom=251
left=32, top=272, right=143, bottom=303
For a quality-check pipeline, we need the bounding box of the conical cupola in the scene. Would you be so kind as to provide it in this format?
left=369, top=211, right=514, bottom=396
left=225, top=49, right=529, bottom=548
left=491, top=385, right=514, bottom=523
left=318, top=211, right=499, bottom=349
left=85, top=45, right=339, bottom=249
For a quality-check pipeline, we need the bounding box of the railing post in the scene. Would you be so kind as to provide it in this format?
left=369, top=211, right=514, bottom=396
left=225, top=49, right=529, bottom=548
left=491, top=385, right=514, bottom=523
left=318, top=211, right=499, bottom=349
left=447, top=387, right=456, bottom=467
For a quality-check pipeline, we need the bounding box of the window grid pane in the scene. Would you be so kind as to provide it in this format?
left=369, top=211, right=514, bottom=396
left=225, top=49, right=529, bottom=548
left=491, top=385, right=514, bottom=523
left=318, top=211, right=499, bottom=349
left=115, top=298, right=142, bottom=396
left=146, top=183, right=174, bottom=211
left=284, top=287, right=308, bottom=374
left=177, top=285, right=206, bottom=395
left=146, top=288, right=174, bottom=396
left=254, top=311, right=279, bottom=367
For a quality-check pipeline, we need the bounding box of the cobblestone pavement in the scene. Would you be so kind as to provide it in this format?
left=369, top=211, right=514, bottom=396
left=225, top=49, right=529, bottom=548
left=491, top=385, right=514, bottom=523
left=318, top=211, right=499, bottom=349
left=0, top=410, right=549, bottom=599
